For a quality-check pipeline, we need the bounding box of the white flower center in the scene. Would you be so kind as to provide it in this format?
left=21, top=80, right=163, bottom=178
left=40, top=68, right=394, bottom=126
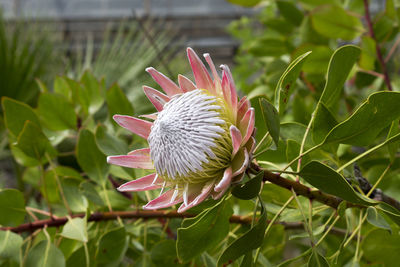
left=148, top=89, right=232, bottom=183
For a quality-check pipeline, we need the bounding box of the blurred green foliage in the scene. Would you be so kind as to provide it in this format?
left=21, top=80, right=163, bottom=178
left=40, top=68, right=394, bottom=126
left=0, top=0, right=400, bottom=266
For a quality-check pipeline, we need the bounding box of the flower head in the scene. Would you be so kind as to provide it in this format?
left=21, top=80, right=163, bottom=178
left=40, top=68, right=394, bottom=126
left=107, top=48, right=255, bottom=212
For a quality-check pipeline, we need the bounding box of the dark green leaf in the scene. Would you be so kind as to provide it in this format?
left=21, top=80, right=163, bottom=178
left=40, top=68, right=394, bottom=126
left=319, top=45, right=360, bottom=110
left=106, top=83, right=134, bottom=119
left=232, top=172, right=263, bottom=200
left=377, top=202, right=400, bottom=226
left=280, top=122, right=314, bottom=149
left=25, top=240, right=65, bottom=267
left=76, top=129, right=109, bottom=185
left=362, top=229, right=400, bottom=266
left=260, top=98, right=280, bottom=147
left=177, top=199, right=233, bottom=263
left=37, top=92, right=77, bottom=131
left=16, top=121, right=56, bottom=160
left=307, top=250, right=329, bottom=267
left=299, top=161, right=377, bottom=206
left=2, top=97, right=40, bottom=137
left=286, top=139, right=311, bottom=170
left=312, top=102, right=338, bottom=145
left=97, top=227, right=128, bottom=264
left=0, top=189, right=25, bottom=227
left=61, top=217, right=88, bottom=243
left=322, top=92, right=400, bottom=146
left=217, top=204, right=267, bottom=266
left=151, top=240, right=182, bottom=267
left=95, top=124, right=128, bottom=155
left=311, top=4, right=363, bottom=40
left=276, top=0, right=304, bottom=25
left=387, top=120, right=400, bottom=162
left=366, top=206, right=391, bottom=232
left=250, top=95, right=269, bottom=152
left=275, top=51, right=312, bottom=115
left=79, top=181, right=104, bottom=206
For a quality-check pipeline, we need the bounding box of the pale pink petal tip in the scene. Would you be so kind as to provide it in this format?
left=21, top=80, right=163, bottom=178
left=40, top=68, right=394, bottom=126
left=113, top=115, right=152, bottom=139
left=143, top=190, right=183, bottom=210
left=214, top=167, right=232, bottom=192
left=106, top=154, right=153, bottom=169
left=143, top=86, right=170, bottom=112
left=230, top=125, right=242, bottom=157
left=146, top=67, right=182, bottom=96
left=118, top=173, right=161, bottom=192
left=177, top=181, right=214, bottom=213
left=187, top=47, right=214, bottom=93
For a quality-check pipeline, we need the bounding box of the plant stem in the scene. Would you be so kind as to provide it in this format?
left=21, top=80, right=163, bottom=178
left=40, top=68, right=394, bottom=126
left=363, top=0, right=393, bottom=91
left=366, top=163, right=391, bottom=197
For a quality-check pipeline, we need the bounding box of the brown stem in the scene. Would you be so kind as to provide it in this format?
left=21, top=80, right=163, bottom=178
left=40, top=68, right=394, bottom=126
left=1, top=209, right=347, bottom=237
left=251, top=163, right=344, bottom=209
left=363, top=0, right=393, bottom=91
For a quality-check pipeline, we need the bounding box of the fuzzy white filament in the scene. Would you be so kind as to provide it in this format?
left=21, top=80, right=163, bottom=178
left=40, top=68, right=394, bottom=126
left=148, top=89, right=227, bottom=180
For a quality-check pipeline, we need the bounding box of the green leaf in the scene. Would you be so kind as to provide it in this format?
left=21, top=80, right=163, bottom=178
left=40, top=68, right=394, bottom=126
left=61, top=217, right=88, bottom=243
left=54, top=76, right=72, bottom=99
left=377, top=202, right=400, bottom=226
left=232, top=172, right=263, bottom=200
left=250, top=95, right=270, bottom=153
left=281, top=122, right=314, bottom=149
left=322, top=92, right=400, bottom=146
left=275, top=51, right=312, bottom=115
left=63, top=178, right=88, bottom=213
left=79, top=181, right=104, bottom=206
left=2, top=97, right=40, bottom=137
left=362, top=229, right=400, bottom=266
left=16, top=121, right=56, bottom=160
left=294, top=45, right=332, bottom=74
left=97, top=227, right=128, bottom=264
left=0, top=230, right=23, bottom=261
left=249, top=37, right=289, bottom=57
left=299, top=161, right=377, bottom=206
left=217, top=203, right=267, bottom=266
left=311, top=4, right=363, bottom=40
left=37, top=92, right=77, bottom=131
left=151, top=240, right=182, bottom=267
left=80, top=70, right=104, bottom=114
left=177, top=199, right=233, bottom=263
left=319, top=45, right=360, bottom=110
left=276, top=0, right=304, bottom=25
left=387, top=120, right=400, bottom=162
left=76, top=129, right=109, bottom=185
left=106, top=83, right=134, bottom=119
left=95, top=124, right=128, bottom=155
left=25, top=240, right=65, bottom=267
left=312, top=102, right=338, bottom=145
left=359, top=36, right=376, bottom=70
left=307, top=250, right=329, bottom=267
left=0, top=189, right=26, bottom=226
left=366, top=206, right=392, bottom=232
left=42, top=170, right=60, bottom=203
left=227, top=0, right=261, bottom=7
left=286, top=139, right=311, bottom=170
left=260, top=98, right=280, bottom=147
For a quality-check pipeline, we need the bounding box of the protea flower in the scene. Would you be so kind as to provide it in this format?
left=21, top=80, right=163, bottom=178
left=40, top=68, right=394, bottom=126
left=107, top=48, right=255, bottom=213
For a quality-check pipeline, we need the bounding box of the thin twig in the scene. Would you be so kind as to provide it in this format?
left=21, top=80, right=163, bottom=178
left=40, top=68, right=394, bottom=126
left=385, top=36, right=400, bottom=63
left=363, top=0, right=393, bottom=91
